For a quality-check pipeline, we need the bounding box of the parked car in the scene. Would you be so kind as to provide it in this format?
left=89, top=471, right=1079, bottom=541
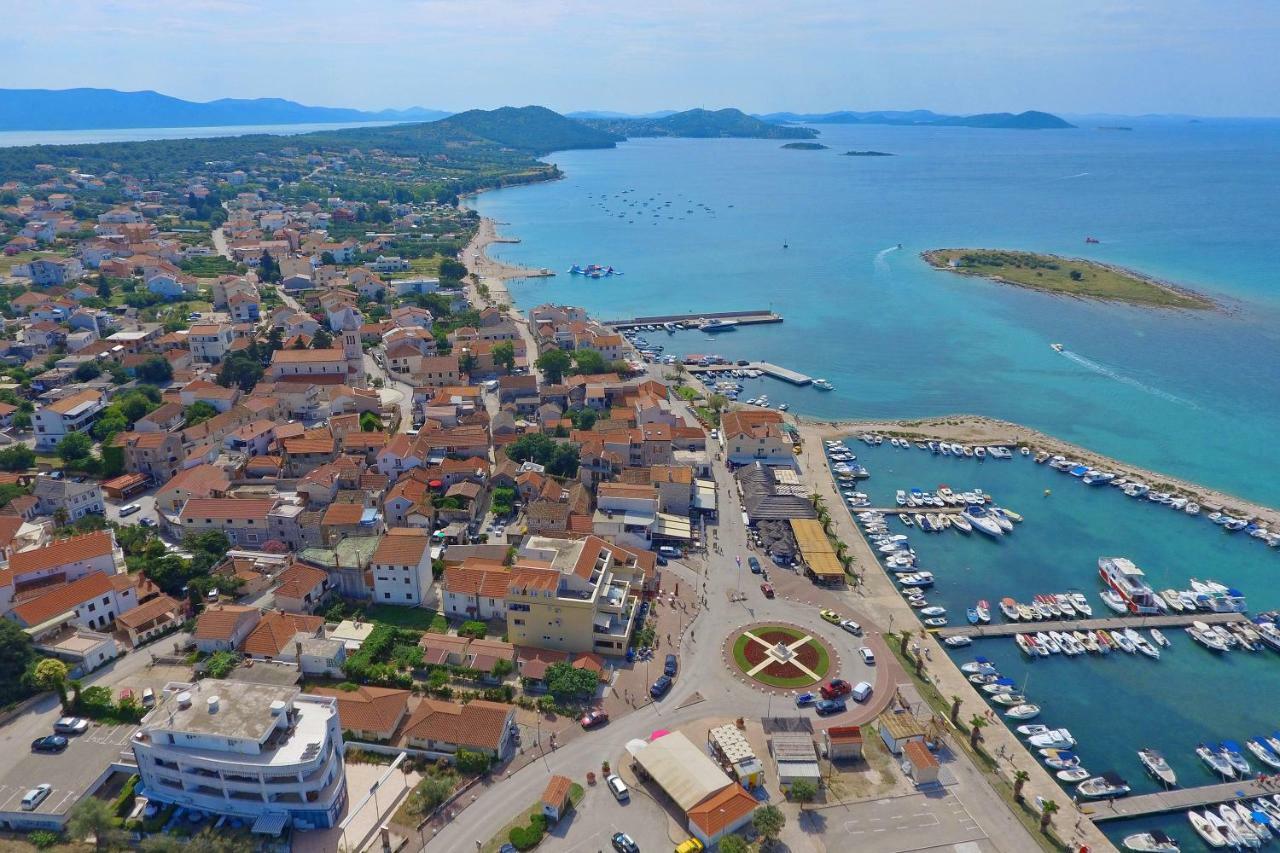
left=580, top=709, right=609, bottom=729
left=748, top=556, right=762, bottom=574
left=31, top=736, right=67, bottom=753
left=611, top=833, right=640, bottom=853
left=656, top=555, right=668, bottom=566
left=759, top=582, right=774, bottom=598
left=675, top=839, right=706, bottom=853
left=142, top=688, right=155, bottom=708
left=21, top=784, right=52, bottom=811
left=859, top=646, right=876, bottom=665
left=795, top=692, right=816, bottom=707
left=658, top=545, right=682, bottom=559
left=851, top=681, right=874, bottom=702
left=650, top=674, right=673, bottom=698
left=820, top=679, right=852, bottom=699
left=664, top=654, right=678, bottom=677
left=819, top=609, right=841, bottom=624
left=140, top=517, right=157, bottom=528
left=53, top=717, right=88, bottom=735
left=606, top=773, right=629, bottom=802
left=815, top=698, right=847, bottom=715
left=118, top=503, right=142, bottom=517
left=840, top=619, right=862, bottom=635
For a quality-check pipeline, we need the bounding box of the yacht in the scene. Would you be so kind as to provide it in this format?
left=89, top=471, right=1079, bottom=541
left=812, top=378, right=834, bottom=391
left=1186, top=625, right=1229, bottom=652
left=1197, top=743, right=1237, bottom=778
left=1138, top=748, right=1178, bottom=787
left=1076, top=772, right=1131, bottom=799
left=698, top=318, right=739, bottom=332
left=1098, top=556, right=1163, bottom=614
left=963, top=505, right=1004, bottom=537
left=1027, top=729, right=1076, bottom=749
left=1220, top=741, right=1252, bottom=776
left=1247, top=738, right=1280, bottom=770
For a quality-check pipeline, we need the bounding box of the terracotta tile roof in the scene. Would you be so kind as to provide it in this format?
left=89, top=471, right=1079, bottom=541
left=0, top=515, right=25, bottom=549
left=509, top=566, right=559, bottom=595
left=194, top=604, right=259, bottom=641
left=372, top=528, right=431, bottom=566
left=402, top=698, right=512, bottom=752
left=45, top=390, right=102, bottom=415
left=270, top=347, right=347, bottom=364
left=687, top=784, right=759, bottom=835
left=116, top=594, right=182, bottom=630
left=322, top=503, right=366, bottom=526
left=12, top=571, right=114, bottom=626
left=418, top=633, right=471, bottom=665
left=179, top=498, right=275, bottom=522
left=515, top=646, right=567, bottom=680
left=443, top=563, right=511, bottom=599
left=158, top=464, right=232, bottom=497
left=541, top=775, right=573, bottom=809
left=311, top=686, right=409, bottom=735
left=903, top=739, right=939, bottom=769
left=9, top=530, right=115, bottom=576
left=283, top=435, right=336, bottom=454
left=274, top=563, right=328, bottom=602
left=241, top=611, right=323, bottom=657
left=826, top=725, right=863, bottom=744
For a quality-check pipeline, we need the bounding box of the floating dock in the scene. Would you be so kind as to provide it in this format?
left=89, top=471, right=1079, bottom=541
left=605, top=310, right=782, bottom=330
left=1090, top=778, right=1280, bottom=821
left=936, top=611, right=1247, bottom=639
left=687, top=361, right=813, bottom=386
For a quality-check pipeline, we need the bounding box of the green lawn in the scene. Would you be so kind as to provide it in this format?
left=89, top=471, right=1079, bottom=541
left=923, top=248, right=1211, bottom=310
left=383, top=255, right=444, bottom=280
left=732, top=627, right=830, bottom=688
left=366, top=605, right=448, bottom=633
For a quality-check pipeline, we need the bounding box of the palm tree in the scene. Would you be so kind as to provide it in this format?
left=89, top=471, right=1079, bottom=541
left=913, top=648, right=925, bottom=677
left=967, top=714, right=988, bottom=750
left=949, top=695, right=962, bottom=726
left=1039, top=799, right=1059, bottom=832
left=1013, top=769, right=1030, bottom=802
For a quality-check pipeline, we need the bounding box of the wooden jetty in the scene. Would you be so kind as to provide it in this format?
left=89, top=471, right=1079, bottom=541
left=1089, top=777, right=1280, bottom=821
left=605, top=310, right=782, bottom=330
left=936, top=611, right=1247, bottom=639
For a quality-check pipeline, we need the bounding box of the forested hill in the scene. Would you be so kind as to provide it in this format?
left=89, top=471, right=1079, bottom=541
left=582, top=108, right=819, bottom=139
left=435, top=106, right=621, bottom=153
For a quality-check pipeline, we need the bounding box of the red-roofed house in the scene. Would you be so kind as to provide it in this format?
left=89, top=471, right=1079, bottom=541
left=273, top=563, right=331, bottom=614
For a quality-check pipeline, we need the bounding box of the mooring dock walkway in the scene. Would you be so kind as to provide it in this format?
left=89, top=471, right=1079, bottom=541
left=936, top=611, right=1247, bottom=639
left=1089, top=777, right=1280, bottom=821
left=605, top=310, right=782, bottom=329
left=688, top=361, right=813, bottom=385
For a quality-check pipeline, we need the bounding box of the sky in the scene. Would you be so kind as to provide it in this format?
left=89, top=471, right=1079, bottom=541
left=2, top=0, right=1278, bottom=117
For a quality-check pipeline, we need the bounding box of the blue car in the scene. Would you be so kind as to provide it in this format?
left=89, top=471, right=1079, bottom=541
left=650, top=675, right=673, bottom=698
left=795, top=692, right=816, bottom=707
left=815, top=698, right=847, bottom=715
left=748, top=556, right=762, bottom=574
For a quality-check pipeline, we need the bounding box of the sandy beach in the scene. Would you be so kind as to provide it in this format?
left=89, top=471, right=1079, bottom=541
left=462, top=217, right=551, bottom=283
left=793, top=412, right=1280, bottom=527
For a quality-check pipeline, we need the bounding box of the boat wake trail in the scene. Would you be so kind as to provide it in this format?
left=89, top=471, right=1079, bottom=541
left=1053, top=171, right=1090, bottom=180
left=874, top=245, right=901, bottom=274
left=1058, top=349, right=1199, bottom=409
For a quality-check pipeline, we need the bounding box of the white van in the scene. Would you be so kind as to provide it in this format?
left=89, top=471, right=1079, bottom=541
left=657, top=545, right=682, bottom=559
left=850, top=681, right=873, bottom=703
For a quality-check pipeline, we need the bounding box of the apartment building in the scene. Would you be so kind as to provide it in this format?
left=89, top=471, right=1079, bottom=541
left=33, top=389, right=106, bottom=450
left=369, top=528, right=435, bottom=607
left=177, top=499, right=276, bottom=547
left=131, top=681, right=347, bottom=831
left=188, top=323, right=235, bottom=363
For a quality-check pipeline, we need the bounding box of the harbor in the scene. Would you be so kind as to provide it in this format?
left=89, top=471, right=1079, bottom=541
left=1091, top=779, right=1280, bottom=822
left=687, top=360, right=814, bottom=385
left=604, top=309, right=783, bottom=330
left=936, top=611, right=1248, bottom=640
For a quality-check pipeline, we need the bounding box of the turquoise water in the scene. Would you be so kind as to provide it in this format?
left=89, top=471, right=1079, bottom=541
left=841, top=442, right=1280, bottom=850
left=472, top=122, right=1280, bottom=506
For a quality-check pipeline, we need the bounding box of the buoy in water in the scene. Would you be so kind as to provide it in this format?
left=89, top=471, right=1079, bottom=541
left=1044, top=489, right=1052, bottom=497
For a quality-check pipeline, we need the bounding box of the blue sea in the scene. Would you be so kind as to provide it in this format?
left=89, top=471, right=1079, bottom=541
left=472, top=121, right=1280, bottom=507
left=470, top=122, right=1280, bottom=849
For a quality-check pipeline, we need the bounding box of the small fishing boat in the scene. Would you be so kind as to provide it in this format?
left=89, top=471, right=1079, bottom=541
left=1138, top=748, right=1178, bottom=787
left=975, top=600, right=991, bottom=623
left=1015, top=634, right=1037, bottom=656
left=1018, top=603, right=1037, bottom=621
left=966, top=607, right=981, bottom=625
left=1000, top=597, right=1020, bottom=621
left=1196, top=743, right=1236, bottom=778
left=1150, top=628, right=1170, bottom=648
left=952, top=514, right=973, bottom=533
left=1004, top=704, right=1041, bottom=720
left=922, top=617, right=948, bottom=627
left=1126, top=628, right=1161, bottom=659
left=1059, top=768, right=1092, bottom=783
left=1076, top=772, right=1131, bottom=799
left=943, top=635, right=972, bottom=648
left=1122, top=829, right=1180, bottom=852
left=1111, top=629, right=1137, bottom=654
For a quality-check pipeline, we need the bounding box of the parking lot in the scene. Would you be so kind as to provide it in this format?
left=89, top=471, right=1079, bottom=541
left=539, top=779, right=678, bottom=853
left=0, top=720, right=136, bottom=820
left=815, top=788, right=993, bottom=853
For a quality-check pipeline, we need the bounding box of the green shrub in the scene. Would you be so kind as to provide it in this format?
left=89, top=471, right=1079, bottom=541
left=205, top=650, right=238, bottom=678
left=455, top=748, right=491, bottom=775
left=458, top=620, right=487, bottom=639
left=27, top=830, right=60, bottom=849
left=508, top=813, right=548, bottom=851
left=113, top=774, right=140, bottom=818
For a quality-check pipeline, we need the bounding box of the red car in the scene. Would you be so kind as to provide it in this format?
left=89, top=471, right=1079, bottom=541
left=760, top=583, right=775, bottom=598
left=820, top=679, right=852, bottom=699
left=580, top=709, right=609, bottom=729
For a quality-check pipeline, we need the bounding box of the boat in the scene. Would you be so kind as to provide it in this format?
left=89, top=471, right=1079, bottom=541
left=982, top=678, right=1017, bottom=694
left=1218, top=804, right=1262, bottom=848
left=1186, top=502, right=1201, bottom=515
left=1059, top=768, right=1092, bottom=783
left=1099, top=589, right=1130, bottom=614
left=951, top=514, right=973, bottom=533
left=813, top=379, right=834, bottom=391
left=1027, top=729, right=1076, bottom=749
left=1077, top=631, right=1099, bottom=653
left=1126, top=628, right=1161, bottom=659
left=966, top=607, right=980, bottom=625
left=1076, top=772, right=1131, bottom=799
left=1036, top=631, right=1061, bottom=654
left=1015, top=634, right=1038, bottom=656
left=960, top=658, right=996, bottom=674
left=1110, top=629, right=1137, bottom=654
left=698, top=318, right=739, bottom=333
left=975, top=600, right=991, bottom=623
left=963, top=505, right=1004, bottom=537
left=1235, top=802, right=1273, bottom=842
left=1095, top=630, right=1113, bottom=653
left=898, top=572, right=935, bottom=588
left=1161, top=589, right=1186, bottom=612
left=1051, top=343, right=1065, bottom=352
left=1196, top=743, right=1237, bottom=778
left=1138, top=748, right=1178, bottom=787
left=1204, top=811, right=1242, bottom=849
left=1000, top=598, right=1020, bottom=621
left=1246, top=738, right=1280, bottom=770
left=1186, top=625, right=1229, bottom=652
left=922, top=617, right=948, bottom=627
left=1017, top=724, right=1051, bottom=737
left=1150, top=628, right=1170, bottom=648
left=943, top=635, right=972, bottom=647
left=1187, top=810, right=1228, bottom=848
left=1220, top=741, right=1252, bottom=776
left=1122, top=830, right=1180, bottom=852
left=1098, top=557, right=1163, bottom=614
left=1070, top=592, right=1093, bottom=617
left=895, top=490, right=907, bottom=506
left=1043, top=750, right=1082, bottom=770
left=1005, top=704, right=1041, bottom=720
left=991, top=692, right=1030, bottom=706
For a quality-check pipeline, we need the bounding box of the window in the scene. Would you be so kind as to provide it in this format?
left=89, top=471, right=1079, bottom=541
left=384, top=592, right=391, bottom=599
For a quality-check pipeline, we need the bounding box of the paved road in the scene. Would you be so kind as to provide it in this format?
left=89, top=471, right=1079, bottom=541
left=811, top=788, right=992, bottom=853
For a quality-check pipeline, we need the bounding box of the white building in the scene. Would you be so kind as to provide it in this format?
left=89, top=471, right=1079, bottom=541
left=33, top=390, right=106, bottom=450
left=188, top=323, right=235, bottom=364
left=131, top=681, right=347, bottom=831
left=369, top=528, right=436, bottom=607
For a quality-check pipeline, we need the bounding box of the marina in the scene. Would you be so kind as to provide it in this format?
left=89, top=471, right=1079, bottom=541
left=604, top=309, right=783, bottom=330
left=1091, top=779, right=1280, bottom=822
left=687, top=361, right=813, bottom=385
left=936, top=611, right=1248, bottom=639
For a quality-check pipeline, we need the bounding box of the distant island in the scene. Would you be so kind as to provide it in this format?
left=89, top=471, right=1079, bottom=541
left=0, top=87, right=450, bottom=131
left=580, top=108, right=817, bottom=140
left=922, top=249, right=1212, bottom=310
left=758, top=109, right=1074, bottom=130
left=843, top=150, right=894, bottom=156
left=781, top=142, right=828, bottom=150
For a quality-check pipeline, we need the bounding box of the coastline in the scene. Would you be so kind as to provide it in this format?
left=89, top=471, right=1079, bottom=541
left=922, top=248, right=1215, bottom=310
left=792, top=412, right=1280, bottom=525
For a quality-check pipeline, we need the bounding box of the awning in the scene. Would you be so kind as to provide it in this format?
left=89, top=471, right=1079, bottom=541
left=653, top=513, right=692, bottom=540
left=694, top=480, right=717, bottom=510
left=251, top=813, right=289, bottom=835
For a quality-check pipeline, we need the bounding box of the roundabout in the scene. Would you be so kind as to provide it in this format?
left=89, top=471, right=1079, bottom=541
left=729, top=623, right=835, bottom=688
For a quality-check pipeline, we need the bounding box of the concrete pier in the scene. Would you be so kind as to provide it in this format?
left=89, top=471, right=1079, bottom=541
left=936, top=611, right=1248, bottom=639
left=1089, top=777, right=1280, bottom=821
left=605, top=310, right=782, bottom=329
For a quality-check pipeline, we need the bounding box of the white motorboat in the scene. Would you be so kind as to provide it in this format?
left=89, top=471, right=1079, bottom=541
left=943, top=635, right=972, bottom=648
left=1110, top=629, right=1137, bottom=654
left=1187, top=809, right=1227, bottom=848
left=962, top=505, right=1004, bottom=537
left=1247, top=738, right=1280, bottom=770
left=1122, top=830, right=1179, bottom=852
left=1196, top=743, right=1236, bottom=779
left=1077, top=772, right=1131, bottom=799
left=1126, top=628, right=1161, bottom=659
left=1004, top=704, right=1040, bottom=720
left=1186, top=502, right=1201, bottom=515
left=1206, top=810, right=1242, bottom=848
left=1138, top=748, right=1178, bottom=787
left=991, top=692, right=1029, bottom=706
left=1059, top=768, right=1091, bottom=782
left=1234, top=802, right=1273, bottom=842
left=920, top=606, right=947, bottom=617
left=951, top=514, right=973, bottom=533
left=1099, top=589, right=1129, bottom=614
left=1218, top=803, right=1262, bottom=848
left=1070, top=592, right=1093, bottom=617
left=1150, top=628, right=1170, bottom=648
left=1027, top=729, right=1076, bottom=749
left=1017, top=724, right=1051, bottom=737
left=895, top=490, right=907, bottom=506
left=1186, top=626, right=1229, bottom=652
